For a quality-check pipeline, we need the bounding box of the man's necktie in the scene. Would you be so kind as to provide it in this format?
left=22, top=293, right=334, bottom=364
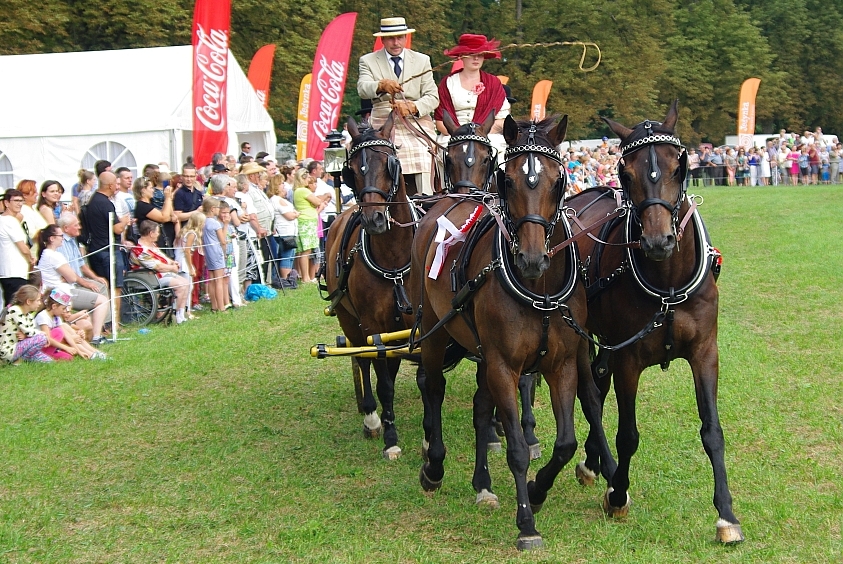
left=391, top=56, right=401, bottom=77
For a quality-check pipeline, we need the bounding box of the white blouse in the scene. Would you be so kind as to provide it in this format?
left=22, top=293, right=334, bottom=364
left=446, top=74, right=510, bottom=126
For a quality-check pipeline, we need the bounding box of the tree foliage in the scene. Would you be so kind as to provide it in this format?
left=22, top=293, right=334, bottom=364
left=2, top=0, right=840, bottom=143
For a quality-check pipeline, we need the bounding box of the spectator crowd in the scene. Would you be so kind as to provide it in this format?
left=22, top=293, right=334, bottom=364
left=0, top=145, right=354, bottom=364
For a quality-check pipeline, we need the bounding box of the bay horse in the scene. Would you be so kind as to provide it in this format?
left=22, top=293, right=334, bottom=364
left=322, top=113, right=417, bottom=460
left=568, top=100, right=743, bottom=543
left=408, top=115, right=604, bottom=550
left=437, top=110, right=542, bottom=457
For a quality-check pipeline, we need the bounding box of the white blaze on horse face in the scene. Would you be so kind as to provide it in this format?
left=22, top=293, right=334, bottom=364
left=522, top=156, right=542, bottom=179
left=462, top=143, right=469, bottom=154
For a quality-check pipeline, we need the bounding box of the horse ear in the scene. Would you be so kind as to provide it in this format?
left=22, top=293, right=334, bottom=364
left=476, top=110, right=496, bottom=137
left=503, top=115, right=519, bottom=145
left=381, top=111, right=396, bottom=139
left=347, top=116, right=359, bottom=139
left=442, top=112, right=459, bottom=136
left=602, top=117, right=633, bottom=141
left=549, top=115, right=568, bottom=146
left=663, top=99, right=680, bottom=131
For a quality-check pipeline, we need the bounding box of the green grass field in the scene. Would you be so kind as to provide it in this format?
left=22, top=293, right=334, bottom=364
left=1, top=185, right=841, bottom=563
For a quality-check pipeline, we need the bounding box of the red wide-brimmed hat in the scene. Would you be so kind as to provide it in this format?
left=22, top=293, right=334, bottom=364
left=444, top=34, right=501, bottom=59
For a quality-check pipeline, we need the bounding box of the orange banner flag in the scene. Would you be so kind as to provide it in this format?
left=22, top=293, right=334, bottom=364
left=737, top=78, right=761, bottom=148
left=247, top=44, right=276, bottom=108
left=530, top=80, right=553, bottom=120
left=296, top=73, right=312, bottom=160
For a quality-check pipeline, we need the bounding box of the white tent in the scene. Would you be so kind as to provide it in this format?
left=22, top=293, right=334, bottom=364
left=0, top=45, right=276, bottom=191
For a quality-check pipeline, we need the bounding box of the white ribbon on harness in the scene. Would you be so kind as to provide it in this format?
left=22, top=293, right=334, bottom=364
left=428, top=205, right=483, bottom=280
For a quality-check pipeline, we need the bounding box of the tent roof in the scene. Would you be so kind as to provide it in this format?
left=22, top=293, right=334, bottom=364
left=0, top=45, right=274, bottom=138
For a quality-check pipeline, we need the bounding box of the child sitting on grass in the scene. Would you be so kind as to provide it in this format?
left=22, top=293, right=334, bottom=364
left=0, top=285, right=74, bottom=364
left=35, top=286, right=107, bottom=360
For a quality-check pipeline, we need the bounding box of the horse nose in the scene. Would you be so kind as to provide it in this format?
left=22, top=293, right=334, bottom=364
left=515, top=251, right=550, bottom=279
left=361, top=210, right=388, bottom=234
left=640, top=232, right=676, bottom=260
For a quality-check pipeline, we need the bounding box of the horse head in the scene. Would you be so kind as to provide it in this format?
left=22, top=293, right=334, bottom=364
left=604, top=99, right=687, bottom=261
left=500, top=114, right=568, bottom=279
left=442, top=111, right=497, bottom=194
left=344, top=113, right=404, bottom=235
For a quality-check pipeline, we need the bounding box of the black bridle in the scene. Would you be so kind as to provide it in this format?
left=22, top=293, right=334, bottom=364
left=443, top=123, right=497, bottom=193
left=617, top=120, right=688, bottom=225
left=341, top=138, right=402, bottom=202
left=497, top=124, right=567, bottom=253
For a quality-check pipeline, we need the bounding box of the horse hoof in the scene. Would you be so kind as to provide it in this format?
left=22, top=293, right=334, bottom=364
left=487, top=440, right=502, bottom=453
left=603, top=487, right=631, bottom=518
left=383, top=445, right=402, bottom=461
left=575, top=462, right=597, bottom=487
left=419, top=465, right=442, bottom=492
left=363, top=412, right=381, bottom=439
left=715, top=519, right=745, bottom=544
left=516, top=535, right=544, bottom=551
left=529, top=443, right=541, bottom=460
left=530, top=501, right=544, bottom=514
left=363, top=425, right=382, bottom=439
left=475, top=489, right=499, bottom=509
left=421, top=439, right=429, bottom=462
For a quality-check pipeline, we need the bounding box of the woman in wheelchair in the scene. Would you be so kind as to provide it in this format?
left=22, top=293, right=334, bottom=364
left=128, top=220, right=191, bottom=324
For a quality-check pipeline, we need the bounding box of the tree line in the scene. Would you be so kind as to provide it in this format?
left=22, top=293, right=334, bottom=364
left=4, top=0, right=842, bottom=144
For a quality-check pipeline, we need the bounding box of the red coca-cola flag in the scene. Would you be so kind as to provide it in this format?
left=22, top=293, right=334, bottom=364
left=248, top=44, right=276, bottom=108
left=306, top=12, right=357, bottom=160
left=192, top=0, right=231, bottom=168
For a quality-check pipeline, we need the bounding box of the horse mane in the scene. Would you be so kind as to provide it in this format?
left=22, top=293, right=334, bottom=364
left=351, top=126, right=381, bottom=146
left=513, top=115, right=560, bottom=147
left=452, top=121, right=490, bottom=138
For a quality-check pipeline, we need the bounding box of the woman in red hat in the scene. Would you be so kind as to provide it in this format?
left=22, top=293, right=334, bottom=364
left=434, top=34, right=510, bottom=169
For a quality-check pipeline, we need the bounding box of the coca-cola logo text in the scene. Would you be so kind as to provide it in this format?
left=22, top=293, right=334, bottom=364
left=311, top=55, right=346, bottom=141
left=195, top=25, right=228, bottom=132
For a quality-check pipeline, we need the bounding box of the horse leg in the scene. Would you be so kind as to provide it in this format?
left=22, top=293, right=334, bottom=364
left=528, top=361, right=579, bottom=515
left=374, top=357, right=401, bottom=460
left=603, top=362, right=640, bottom=517
left=419, top=331, right=450, bottom=492
left=416, top=364, right=432, bottom=461
left=472, top=361, right=499, bottom=508
left=357, top=357, right=382, bottom=438
left=519, top=372, right=541, bottom=460
left=487, top=359, right=542, bottom=550
left=690, top=343, right=744, bottom=544
left=576, top=341, right=616, bottom=486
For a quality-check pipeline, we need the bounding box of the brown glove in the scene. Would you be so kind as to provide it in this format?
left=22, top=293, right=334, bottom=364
left=377, top=79, right=403, bottom=96
left=392, top=100, right=418, bottom=118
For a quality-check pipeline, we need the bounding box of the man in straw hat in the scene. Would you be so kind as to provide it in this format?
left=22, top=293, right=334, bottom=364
left=358, top=17, right=439, bottom=195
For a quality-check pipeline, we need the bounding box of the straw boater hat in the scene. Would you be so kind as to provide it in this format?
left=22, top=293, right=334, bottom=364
left=240, top=162, right=266, bottom=176
left=444, top=34, right=501, bottom=60
left=373, top=17, right=415, bottom=37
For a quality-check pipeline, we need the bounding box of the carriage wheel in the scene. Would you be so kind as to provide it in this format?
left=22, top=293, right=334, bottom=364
left=122, top=276, right=158, bottom=326
left=352, top=358, right=366, bottom=414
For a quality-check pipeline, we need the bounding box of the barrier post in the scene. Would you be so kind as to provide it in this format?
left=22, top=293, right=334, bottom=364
left=108, top=212, right=117, bottom=342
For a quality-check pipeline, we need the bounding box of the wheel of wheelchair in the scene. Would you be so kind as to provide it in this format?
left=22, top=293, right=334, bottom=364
left=122, top=274, right=158, bottom=326
left=122, top=271, right=175, bottom=326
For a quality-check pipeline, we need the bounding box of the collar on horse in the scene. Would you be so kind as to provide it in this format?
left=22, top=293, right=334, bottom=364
left=618, top=120, right=688, bottom=224
left=444, top=123, right=497, bottom=193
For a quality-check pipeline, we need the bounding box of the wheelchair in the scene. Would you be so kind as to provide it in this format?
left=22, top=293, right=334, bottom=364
left=122, top=269, right=175, bottom=326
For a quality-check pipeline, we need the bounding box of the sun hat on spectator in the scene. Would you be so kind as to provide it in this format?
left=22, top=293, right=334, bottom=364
left=212, top=164, right=229, bottom=173
left=50, top=284, right=73, bottom=307
left=240, top=162, right=266, bottom=176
